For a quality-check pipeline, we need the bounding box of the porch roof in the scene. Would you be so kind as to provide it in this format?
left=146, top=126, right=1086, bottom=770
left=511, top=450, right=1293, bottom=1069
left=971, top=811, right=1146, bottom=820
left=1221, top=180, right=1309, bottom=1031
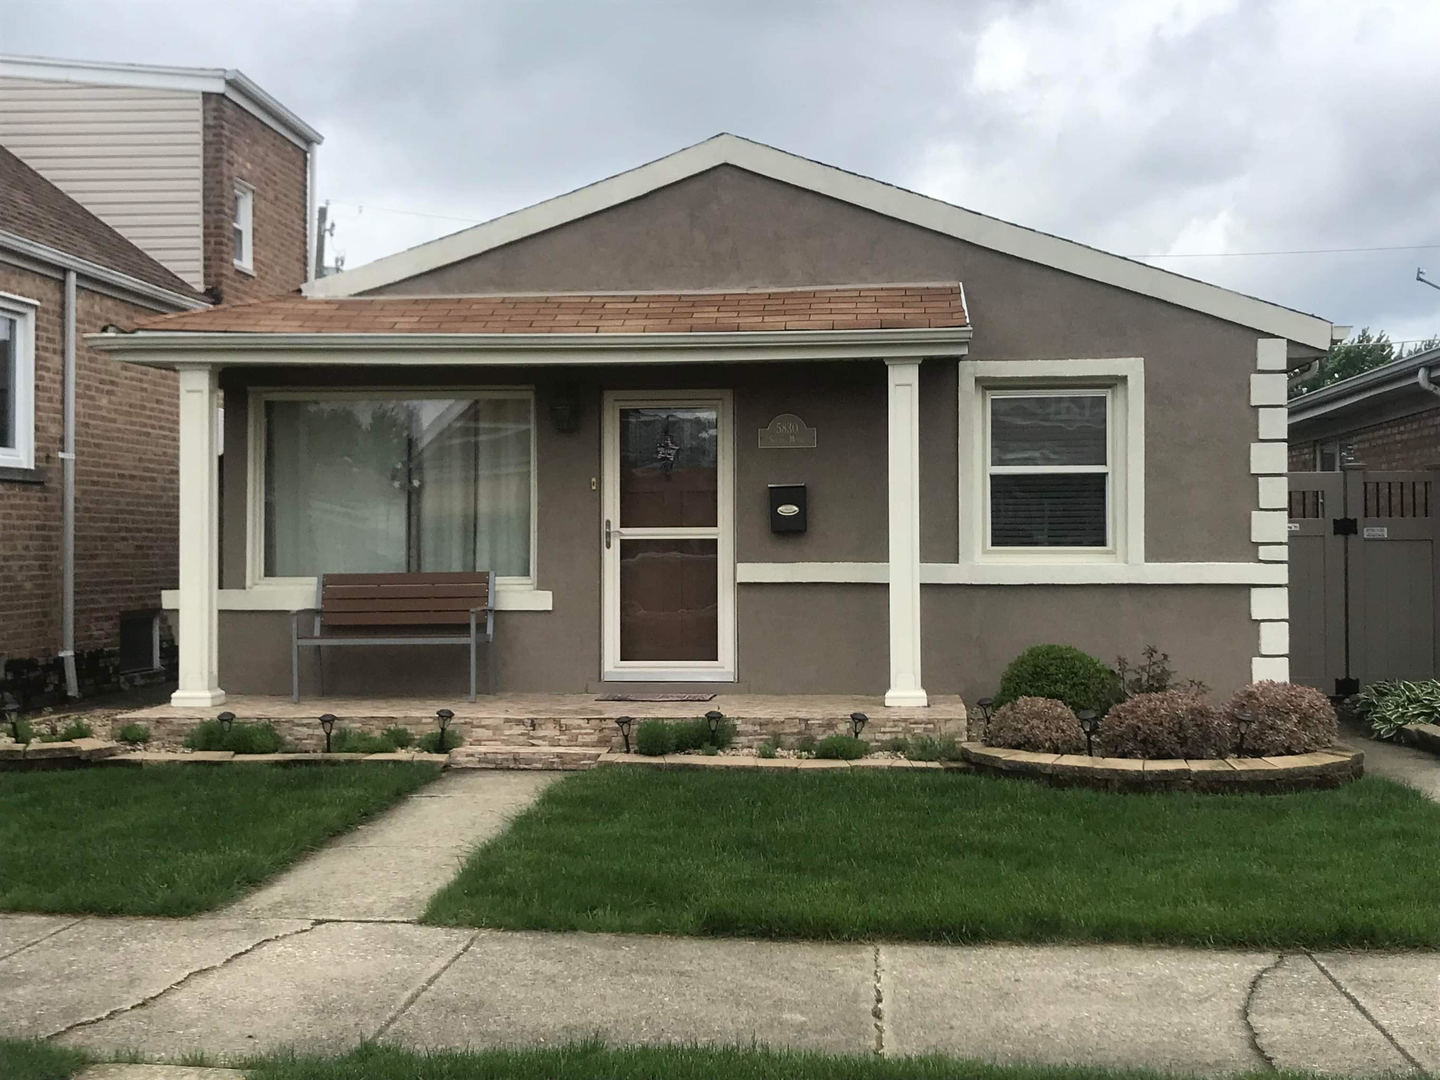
left=125, top=282, right=969, bottom=335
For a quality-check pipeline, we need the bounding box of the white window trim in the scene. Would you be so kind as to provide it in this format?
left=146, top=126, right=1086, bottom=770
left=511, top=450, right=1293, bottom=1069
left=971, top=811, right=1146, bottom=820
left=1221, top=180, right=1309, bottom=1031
left=960, top=357, right=1145, bottom=566
left=0, top=292, right=38, bottom=471
left=233, top=181, right=255, bottom=274
left=245, top=386, right=541, bottom=598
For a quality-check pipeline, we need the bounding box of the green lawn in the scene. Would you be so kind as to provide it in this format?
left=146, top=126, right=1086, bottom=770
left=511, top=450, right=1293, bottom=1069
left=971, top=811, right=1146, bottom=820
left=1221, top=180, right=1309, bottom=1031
left=423, top=767, right=1440, bottom=949
left=0, top=1039, right=88, bottom=1080
left=0, top=763, right=439, bottom=916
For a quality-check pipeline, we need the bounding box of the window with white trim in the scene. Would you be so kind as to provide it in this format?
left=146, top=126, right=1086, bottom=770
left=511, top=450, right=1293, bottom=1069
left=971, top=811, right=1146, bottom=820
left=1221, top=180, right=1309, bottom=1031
left=960, top=358, right=1143, bottom=565
left=986, top=389, right=1111, bottom=548
left=0, top=296, right=36, bottom=472
left=258, top=391, right=535, bottom=582
left=233, top=182, right=255, bottom=272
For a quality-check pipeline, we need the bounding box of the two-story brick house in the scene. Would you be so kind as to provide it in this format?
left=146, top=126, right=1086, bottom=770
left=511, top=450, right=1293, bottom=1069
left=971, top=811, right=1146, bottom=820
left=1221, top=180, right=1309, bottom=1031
left=0, top=56, right=320, bottom=705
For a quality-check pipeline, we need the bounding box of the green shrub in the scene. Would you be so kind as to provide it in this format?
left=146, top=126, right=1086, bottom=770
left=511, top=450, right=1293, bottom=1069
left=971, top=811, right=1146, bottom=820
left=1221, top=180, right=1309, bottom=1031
left=116, top=722, right=151, bottom=746
left=7, top=717, right=34, bottom=744
left=418, top=729, right=462, bottom=754
left=382, top=725, right=415, bottom=749
left=184, top=719, right=283, bottom=754
left=880, top=736, right=908, bottom=754
left=814, top=734, right=868, bottom=760
left=756, top=737, right=779, bottom=759
left=331, top=728, right=396, bottom=754
left=701, top=743, right=719, bottom=756
left=995, top=644, right=1120, bottom=714
left=791, top=733, right=818, bottom=757
left=1223, top=681, right=1337, bottom=756
left=986, top=697, right=1086, bottom=754
left=634, top=719, right=675, bottom=757
left=669, top=717, right=735, bottom=752
left=39, top=718, right=93, bottom=743
left=1114, top=644, right=1207, bottom=698
left=1098, top=690, right=1229, bottom=759
left=1356, top=680, right=1440, bottom=741
left=902, top=735, right=962, bottom=761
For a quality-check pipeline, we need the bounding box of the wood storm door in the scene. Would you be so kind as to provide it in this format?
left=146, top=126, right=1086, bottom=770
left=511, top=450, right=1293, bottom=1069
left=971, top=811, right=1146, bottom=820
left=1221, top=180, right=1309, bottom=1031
left=601, top=392, right=735, bottom=681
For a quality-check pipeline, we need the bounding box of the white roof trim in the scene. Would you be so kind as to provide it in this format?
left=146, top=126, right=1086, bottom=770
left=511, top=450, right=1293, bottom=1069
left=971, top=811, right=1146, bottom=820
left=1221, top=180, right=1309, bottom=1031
left=0, top=229, right=208, bottom=311
left=0, top=54, right=322, bottom=149
left=304, top=133, right=1331, bottom=348
left=86, top=325, right=972, bottom=368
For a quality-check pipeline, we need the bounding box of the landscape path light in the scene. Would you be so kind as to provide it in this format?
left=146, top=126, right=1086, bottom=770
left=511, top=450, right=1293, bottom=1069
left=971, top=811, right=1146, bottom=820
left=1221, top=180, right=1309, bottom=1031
left=705, top=710, right=724, bottom=744
left=217, top=711, right=235, bottom=734
left=1233, top=709, right=1255, bottom=757
left=616, top=715, right=634, bottom=754
left=849, top=711, right=868, bottom=738
left=319, top=713, right=336, bottom=754
left=975, top=698, right=995, bottom=740
left=1076, top=710, right=1100, bottom=757
left=436, top=708, right=454, bottom=753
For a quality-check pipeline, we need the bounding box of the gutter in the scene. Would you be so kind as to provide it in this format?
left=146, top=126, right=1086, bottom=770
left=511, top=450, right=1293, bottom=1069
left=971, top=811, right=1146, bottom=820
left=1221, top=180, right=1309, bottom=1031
left=0, top=230, right=208, bottom=312
left=60, top=271, right=78, bottom=699
left=1419, top=364, right=1440, bottom=400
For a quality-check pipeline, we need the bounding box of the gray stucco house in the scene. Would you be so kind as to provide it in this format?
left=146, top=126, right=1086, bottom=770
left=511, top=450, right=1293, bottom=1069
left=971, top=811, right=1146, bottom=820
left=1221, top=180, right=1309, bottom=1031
left=91, top=135, right=1334, bottom=710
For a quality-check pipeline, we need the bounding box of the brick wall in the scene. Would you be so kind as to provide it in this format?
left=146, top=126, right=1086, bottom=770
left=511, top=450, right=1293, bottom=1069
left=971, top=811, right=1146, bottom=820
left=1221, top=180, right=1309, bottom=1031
left=0, top=262, right=177, bottom=666
left=1289, top=402, right=1440, bottom=472
left=201, top=94, right=309, bottom=303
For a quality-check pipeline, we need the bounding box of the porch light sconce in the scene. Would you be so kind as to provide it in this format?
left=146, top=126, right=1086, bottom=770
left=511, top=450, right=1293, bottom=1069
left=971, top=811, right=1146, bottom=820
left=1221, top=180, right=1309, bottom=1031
left=849, top=712, right=868, bottom=738
left=217, top=711, right=235, bottom=734
left=436, top=708, right=454, bottom=752
left=319, top=713, right=336, bottom=754
left=1076, top=710, right=1100, bottom=757
left=548, top=387, right=582, bottom=434
left=616, top=715, right=634, bottom=754
left=1233, top=709, right=1255, bottom=758
left=975, top=698, right=995, bottom=740
left=705, top=710, right=725, bottom=743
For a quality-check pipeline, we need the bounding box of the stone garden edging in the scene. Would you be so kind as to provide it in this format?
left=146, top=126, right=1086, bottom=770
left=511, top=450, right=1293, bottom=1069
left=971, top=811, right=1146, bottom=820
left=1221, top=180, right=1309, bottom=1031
left=1400, top=722, right=1440, bottom=757
left=959, top=741, right=1364, bottom=792
left=0, top=737, right=124, bottom=767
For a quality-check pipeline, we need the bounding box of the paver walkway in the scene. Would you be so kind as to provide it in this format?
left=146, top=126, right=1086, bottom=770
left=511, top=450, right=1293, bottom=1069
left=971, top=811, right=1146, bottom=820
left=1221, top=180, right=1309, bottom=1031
left=225, top=770, right=557, bottom=921
left=2, top=915, right=1437, bottom=1075
left=1349, top=731, right=1440, bottom=801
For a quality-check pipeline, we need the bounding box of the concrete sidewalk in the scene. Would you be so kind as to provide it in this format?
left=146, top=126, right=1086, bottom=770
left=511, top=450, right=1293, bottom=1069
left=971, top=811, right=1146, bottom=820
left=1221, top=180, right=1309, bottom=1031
left=1, top=914, right=1435, bottom=1075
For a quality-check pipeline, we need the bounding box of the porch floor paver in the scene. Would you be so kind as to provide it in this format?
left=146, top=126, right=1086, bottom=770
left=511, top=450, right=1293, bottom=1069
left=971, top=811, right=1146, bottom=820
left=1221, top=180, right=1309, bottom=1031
left=221, top=771, right=557, bottom=921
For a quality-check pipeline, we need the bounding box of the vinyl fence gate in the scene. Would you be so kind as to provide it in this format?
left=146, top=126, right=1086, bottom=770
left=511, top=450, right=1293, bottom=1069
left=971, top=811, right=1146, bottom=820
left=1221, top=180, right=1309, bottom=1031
left=1288, top=469, right=1440, bottom=695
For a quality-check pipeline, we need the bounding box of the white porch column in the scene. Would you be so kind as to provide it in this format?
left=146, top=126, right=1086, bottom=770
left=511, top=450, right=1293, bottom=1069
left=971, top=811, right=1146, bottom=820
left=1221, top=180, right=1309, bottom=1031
left=170, top=365, right=225, bottom=707
left=885, top=358, right=927, bottom=707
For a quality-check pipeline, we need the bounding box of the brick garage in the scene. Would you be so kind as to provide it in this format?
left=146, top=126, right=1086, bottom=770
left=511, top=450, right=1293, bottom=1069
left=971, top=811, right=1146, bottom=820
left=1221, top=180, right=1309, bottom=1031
left=1289, top=348, right=1440, bottom=473
left=202, top=94, right=310, bottom=304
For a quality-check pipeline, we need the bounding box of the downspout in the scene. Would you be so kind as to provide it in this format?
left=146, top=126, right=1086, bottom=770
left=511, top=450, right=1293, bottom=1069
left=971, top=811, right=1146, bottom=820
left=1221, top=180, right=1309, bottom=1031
left=60, top=270, right=80, bottom=699
left=1418, top=364, right=1440, bottom=399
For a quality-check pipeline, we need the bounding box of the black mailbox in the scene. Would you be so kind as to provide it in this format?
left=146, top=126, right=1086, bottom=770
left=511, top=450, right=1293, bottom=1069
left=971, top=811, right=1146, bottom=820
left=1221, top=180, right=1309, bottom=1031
left=769, top=483, right=807, bottom=533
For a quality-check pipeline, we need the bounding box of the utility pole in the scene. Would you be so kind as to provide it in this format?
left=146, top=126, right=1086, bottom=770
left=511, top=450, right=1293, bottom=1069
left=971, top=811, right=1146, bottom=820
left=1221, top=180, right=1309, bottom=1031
left=314, top=201, right=335, bottom=278
left=1418, top=268, right=1440, bottom=292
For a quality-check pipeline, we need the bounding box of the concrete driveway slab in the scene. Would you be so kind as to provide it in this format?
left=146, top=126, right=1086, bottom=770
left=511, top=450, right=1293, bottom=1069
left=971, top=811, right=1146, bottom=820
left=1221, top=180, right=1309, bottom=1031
left=1313, top=952, right=1440, bottom=1074
left=883, top=943, right=1270, bottom=1073
left=1249, top=953, right=1418, bottom=1075
left=0, top=913, right=82, bottom=961
left=222, top=771, right=555, bottom=921
left=57, top=920, right=473, bottom=1061
left=384, top=929, right=875, bottom=1053
left=0, top=917, right=310, bottom=1040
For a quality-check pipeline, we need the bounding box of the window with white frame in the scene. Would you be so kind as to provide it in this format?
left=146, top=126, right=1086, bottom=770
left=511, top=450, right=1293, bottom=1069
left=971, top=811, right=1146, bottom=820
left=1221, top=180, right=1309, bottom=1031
left=259, top=391, right=535, bottom=582
left=961, top=358, right=1143, bottom=564
left=986, top=389, right=1111, bottom=548
left=0, top=296, right=36, bottom=472
left=232, top=182, right=254, bottom=272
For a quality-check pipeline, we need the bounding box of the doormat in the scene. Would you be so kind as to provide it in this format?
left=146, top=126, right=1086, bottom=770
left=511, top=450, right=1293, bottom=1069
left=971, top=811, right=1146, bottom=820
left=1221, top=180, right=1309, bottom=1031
left=596, top=692, right=717, bottom=702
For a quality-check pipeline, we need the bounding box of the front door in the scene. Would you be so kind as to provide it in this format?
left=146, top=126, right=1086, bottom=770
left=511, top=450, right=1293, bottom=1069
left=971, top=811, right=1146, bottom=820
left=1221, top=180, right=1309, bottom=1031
left=602, top=391, right=735, bottom=681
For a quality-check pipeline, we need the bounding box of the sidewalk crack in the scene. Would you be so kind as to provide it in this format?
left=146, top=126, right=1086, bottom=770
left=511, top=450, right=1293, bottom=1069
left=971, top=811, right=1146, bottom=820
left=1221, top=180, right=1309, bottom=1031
left=0, top=917, right=86, bottom=964
left=872, top=943, right=886, bottom=1057
left=44, top=920, right=318, bottom=1041
left=1307, top=953, right=1426, bottom=1075
left=373, top=929, right=479, bottom=1040
left=1241, top=952, right=1284, bottom=1071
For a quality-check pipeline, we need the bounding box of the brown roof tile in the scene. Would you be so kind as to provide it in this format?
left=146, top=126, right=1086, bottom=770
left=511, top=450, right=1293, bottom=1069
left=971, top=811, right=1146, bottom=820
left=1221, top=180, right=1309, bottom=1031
left=0, top=144, right=205, bottom=301
left=128, top=284, right=968, bottom=335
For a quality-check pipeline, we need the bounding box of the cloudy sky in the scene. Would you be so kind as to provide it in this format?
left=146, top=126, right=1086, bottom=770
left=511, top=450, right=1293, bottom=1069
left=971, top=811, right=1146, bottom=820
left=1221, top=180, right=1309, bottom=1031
left=9, top=0, right=1440, bottom=343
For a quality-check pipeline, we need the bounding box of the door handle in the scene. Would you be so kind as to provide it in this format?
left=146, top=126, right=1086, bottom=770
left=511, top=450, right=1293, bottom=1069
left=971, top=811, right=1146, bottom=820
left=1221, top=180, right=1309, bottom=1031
left=605, top=519, right=612, bottom=549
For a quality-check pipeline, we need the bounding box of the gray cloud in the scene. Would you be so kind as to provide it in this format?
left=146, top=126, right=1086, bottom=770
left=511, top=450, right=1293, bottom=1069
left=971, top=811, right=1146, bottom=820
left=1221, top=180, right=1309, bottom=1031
left=7, top=0, right=1439, bottom=340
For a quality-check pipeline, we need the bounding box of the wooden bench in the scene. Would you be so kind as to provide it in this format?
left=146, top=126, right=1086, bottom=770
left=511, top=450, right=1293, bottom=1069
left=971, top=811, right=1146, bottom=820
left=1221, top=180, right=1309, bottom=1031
left=290, top=571, right=495, bottom=703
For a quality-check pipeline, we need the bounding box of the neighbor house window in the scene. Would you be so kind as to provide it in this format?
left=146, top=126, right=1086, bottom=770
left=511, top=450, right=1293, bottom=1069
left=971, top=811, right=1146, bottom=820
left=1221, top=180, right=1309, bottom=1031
left=986, top=389, right=1111, bottom=548
left=261, top=392, right=534, bottom=581
left=1315, top=441, right=1340, bottom=472
left=233, top=182, right=254, bottom=272
left=0, top=296, right=36, bottom=472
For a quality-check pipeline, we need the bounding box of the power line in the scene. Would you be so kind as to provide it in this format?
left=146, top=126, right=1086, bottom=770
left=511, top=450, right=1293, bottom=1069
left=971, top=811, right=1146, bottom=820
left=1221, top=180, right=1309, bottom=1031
left=327, top=200, right=484, bottom=225
left=1145, top=243, right=1440, bottom=258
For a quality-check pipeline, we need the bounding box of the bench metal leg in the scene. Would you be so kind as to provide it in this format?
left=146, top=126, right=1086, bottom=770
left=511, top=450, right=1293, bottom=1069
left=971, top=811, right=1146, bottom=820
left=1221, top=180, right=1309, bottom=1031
left=468, top=613, right=478, bottom=703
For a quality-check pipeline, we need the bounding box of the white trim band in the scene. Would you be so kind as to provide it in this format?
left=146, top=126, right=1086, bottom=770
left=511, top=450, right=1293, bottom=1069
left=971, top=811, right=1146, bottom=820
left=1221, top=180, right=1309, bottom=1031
left=733, top=562, right=1288, bottom=585
left=160, top=586, right=554, bottom=613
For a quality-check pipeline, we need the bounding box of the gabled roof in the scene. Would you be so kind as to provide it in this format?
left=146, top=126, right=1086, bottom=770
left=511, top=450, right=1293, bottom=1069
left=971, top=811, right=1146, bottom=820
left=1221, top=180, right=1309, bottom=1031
left=0, top=54, right=321, bottom=149
left=129, top=283, right=968, bottom=335
left=305, top=133, right=1333, bottom=349
left=0, top=144, right=206, bottom=303
left=1289, top=345, right=1440, bottom=425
